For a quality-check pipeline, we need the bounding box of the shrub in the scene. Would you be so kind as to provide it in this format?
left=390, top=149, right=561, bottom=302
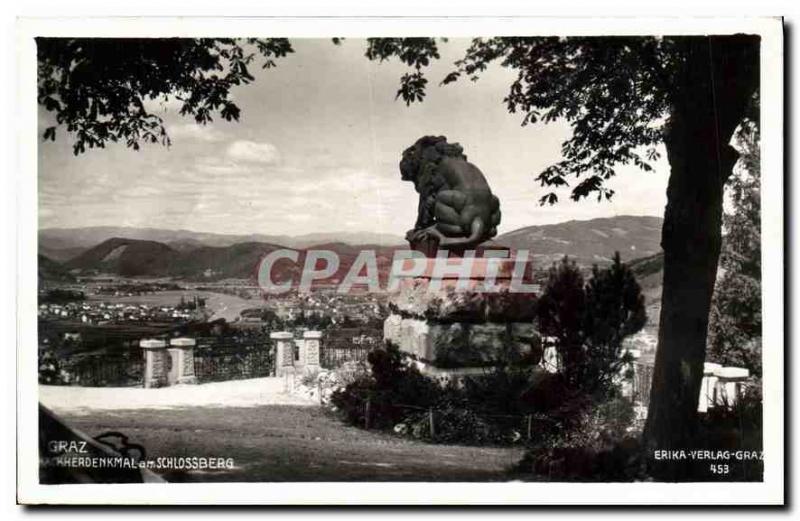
left=514, top=394, right=643, bottom=481
left=536, top=253, right=646, bottom=395
left=458, top=367, right=538, bottom=417
left=516, top=437, right=644, bottom=482
left=331, top=343, right=543, bottom=444
left=299, top=369, right=321, bottom=387
left=698, top=383, right=763, bottom=450
left=516, top=370, right=571, bottom=413
left=330, top=376, right=375, bottom=426
left=38, top=349, right=62, bottom=384
left=697, top=388, right=763, bottom=481
left=330, top=340, right=639, bottom=451
left=329, top=342, right=441, bottom=430
left=333, top=360, right=371, bottom=387
left=402, top=407, right=508, bottom=445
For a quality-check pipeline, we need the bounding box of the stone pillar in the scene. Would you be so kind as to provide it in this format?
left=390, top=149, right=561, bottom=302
left=271, top=332, right=295, bottom=377
left=169, top=337, right=197, bottom=384
left=140, top=339, right=168, bottom=388
left=303, top=331, right=322, bottom=369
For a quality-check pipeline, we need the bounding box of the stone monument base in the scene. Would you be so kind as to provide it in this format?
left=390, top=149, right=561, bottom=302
left=384, top=251, right=541, bottom=377
left=384, top=315, right=540, bottom=370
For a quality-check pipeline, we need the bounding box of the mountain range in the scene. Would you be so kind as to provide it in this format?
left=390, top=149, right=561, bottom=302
left=496, top=215, right=663, bottom=267
left=39, top=215, right=664, bottom=281
left=39, top=226, right=405, bottom=259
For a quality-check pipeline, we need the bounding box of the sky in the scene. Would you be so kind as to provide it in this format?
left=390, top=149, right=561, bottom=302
left=38, top=38, right=670, bottom=238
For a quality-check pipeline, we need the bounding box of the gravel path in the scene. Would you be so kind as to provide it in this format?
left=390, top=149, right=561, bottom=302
left=39, top=377, right=314, bottom=414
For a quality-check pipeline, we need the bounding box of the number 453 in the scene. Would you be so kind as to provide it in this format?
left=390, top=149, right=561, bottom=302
left=710, top=464, right=730, bottom=475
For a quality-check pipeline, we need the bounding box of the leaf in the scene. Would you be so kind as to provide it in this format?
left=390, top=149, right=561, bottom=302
left=539, top=193, right=558, bottom=206
left=441, top=71, right=461, bottom=85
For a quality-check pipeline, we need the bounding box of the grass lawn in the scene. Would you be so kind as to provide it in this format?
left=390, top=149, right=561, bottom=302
left=61, top=405, right=525, bottom=482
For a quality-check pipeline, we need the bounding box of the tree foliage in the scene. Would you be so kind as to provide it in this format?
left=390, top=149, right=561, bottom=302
left=536, top=253, right=647, bottom=393
left=536, top=257, right=586, bottom=387
left=365, top=37, right=682, bottom=205
left=37, top=38, right=294, bottom=155
left=364, top=38, right=443, bottom=105
left=707, top=103, right=761, bottom=376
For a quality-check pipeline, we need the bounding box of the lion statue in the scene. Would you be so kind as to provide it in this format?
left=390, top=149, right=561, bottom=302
left=400, top=135, right=501, bottom=253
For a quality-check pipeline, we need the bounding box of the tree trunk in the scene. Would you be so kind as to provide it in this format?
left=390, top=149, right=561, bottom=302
left=643, top=35, right=759, bottom=479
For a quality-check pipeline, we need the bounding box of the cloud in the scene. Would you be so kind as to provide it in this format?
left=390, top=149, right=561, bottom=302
left=167, top=123, right=226, bottom=143
left=226, top=140, right=281, bottom=164
left=122, top=185, right=164, bottom=198
left=141, top=94, right=186, bottom=114
left=193, top=157, right=259, bottom=178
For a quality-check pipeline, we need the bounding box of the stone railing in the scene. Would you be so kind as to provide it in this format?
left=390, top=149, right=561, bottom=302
left=535, top=344, right=753, bottom=413
left=697, top=363, right=751, bottom=412
left=138, top=333, right=315, bottom=388
left=627, top=349, right=752, bottom=412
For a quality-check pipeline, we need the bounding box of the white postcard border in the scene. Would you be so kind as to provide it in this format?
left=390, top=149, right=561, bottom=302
left=16, top=15, right=784, bottom=505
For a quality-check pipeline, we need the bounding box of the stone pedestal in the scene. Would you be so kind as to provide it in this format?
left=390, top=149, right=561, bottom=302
left=271, top=332, right=295, bottom=377
left=384, top=252, right=540, bottom=375
left=140, top=339, right=168, bottom=388
left=169, top=337, right=197, bottom=385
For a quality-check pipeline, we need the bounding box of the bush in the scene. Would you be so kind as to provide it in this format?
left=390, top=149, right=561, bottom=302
left=333, top=360, right=371, bottom=388
left=518, top=371, right=572, bottom=413
left=516, top=437, right=644, bottom=482
left=331, top=343, right=542, bottom=444
left=330, top=376, right=375, bottom=426
left=514, top=394, right=642, bottom=481
left=458, top=366, right=538, bottom=417
left=38, top=349, right=62, bottom=384
left=694, top=385, right=763, bottom=481
left=330, top=341, right=639, bottom=451
left=401, top=407, right=509, bottom=445
left=299, top=369, right=321, bottom=387
left=329, top=343, right=441, bottom=430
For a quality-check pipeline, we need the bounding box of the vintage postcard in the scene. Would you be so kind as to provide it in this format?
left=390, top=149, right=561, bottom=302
left=16, top=16, right=784, bottom=505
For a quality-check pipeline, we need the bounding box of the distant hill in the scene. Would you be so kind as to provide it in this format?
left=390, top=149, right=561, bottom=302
left=39, top=245, right=87, bottom=263
left=59, top=236, right=401, bottom=283
left=38, top=254, right=75, bottom=283
left=43, top=215, right=665, bottom=281
left=39, top=226, right=405, bottom=259
left=169, top=241, right=290, bottom=280
left=290, top=232, right=404, bottom=248
left=496, top=215, right=663, bottom=268
left=65, top=238, right=179, bottom=278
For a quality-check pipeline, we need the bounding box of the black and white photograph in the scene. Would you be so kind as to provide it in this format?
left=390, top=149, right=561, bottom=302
left=13, top=15, right=784, bottom=505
